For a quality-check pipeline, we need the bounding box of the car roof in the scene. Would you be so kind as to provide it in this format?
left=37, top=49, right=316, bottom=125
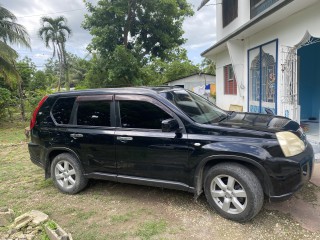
left=49, top=86, right=183, bottom=97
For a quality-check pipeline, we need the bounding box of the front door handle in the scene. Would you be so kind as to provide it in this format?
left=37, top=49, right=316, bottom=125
left=70, top=133, right=83, bottom=139
left=117, top=136, right=133, bottom=142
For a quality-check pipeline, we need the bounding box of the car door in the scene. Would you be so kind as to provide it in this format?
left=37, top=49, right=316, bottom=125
left=115, top=95, right=190, bottom=185
left=66, top=95, right=116, bottom=175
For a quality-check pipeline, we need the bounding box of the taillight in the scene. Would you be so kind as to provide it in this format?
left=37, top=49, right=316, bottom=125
left=30, top=95, right=49, bottom=130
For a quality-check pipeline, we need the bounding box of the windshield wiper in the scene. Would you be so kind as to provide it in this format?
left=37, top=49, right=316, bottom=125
left=216, top=114, right=229, bottom=122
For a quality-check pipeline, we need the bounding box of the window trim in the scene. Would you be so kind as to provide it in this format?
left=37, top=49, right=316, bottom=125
left=115, top=94, right=185, bottom=132
left=228, top=66, right=235, bottom=81
left=224, top=64, right=238, bottom=95
left=76, top=95, right=113, bottom=102
left=68, top=95, right=116, bottom=128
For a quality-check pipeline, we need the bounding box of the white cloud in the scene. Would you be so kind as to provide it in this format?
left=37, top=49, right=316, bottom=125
left=2, top=0, right=216, bottom=66
left=34, top=53, right=52, bottom=59
left=183, top=0, right=217, bottom=63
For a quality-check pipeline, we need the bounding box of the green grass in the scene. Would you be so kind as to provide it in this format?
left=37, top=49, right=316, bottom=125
left=0, top=121, right=320, bottom=240
left=36, top=179, right=54, bottom=190
left=46, top=220, right=57, bottom=230
left=0, top=121, right=27, bottom=145
left=110, top=212, right=134, bottom=223
left=136, top=220, right=167, bottom=240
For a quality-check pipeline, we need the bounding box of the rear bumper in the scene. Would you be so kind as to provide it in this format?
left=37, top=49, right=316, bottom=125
left=266, top=142, right=314, bottom=202
left=28, top=142, right=45, bottom=169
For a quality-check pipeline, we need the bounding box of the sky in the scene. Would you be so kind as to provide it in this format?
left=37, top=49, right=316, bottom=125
left=2, top=0, right=217, bottom=69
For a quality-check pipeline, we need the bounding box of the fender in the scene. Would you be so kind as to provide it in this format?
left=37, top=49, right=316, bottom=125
left=44, top=147, right=81, bottom=178
left=193, top=154, right=273, bottom=198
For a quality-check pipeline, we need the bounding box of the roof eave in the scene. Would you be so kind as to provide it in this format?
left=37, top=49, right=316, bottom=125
left=201, top=0, right=294, bottom=57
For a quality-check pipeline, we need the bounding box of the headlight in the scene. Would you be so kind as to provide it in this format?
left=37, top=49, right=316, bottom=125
left=276, top=131, right=306, bottom=157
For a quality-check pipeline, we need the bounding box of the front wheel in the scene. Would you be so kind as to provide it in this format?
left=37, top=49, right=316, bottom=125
left=51, top=153, right=88, bottom=194
left=204, top=163, right=264, bottom=222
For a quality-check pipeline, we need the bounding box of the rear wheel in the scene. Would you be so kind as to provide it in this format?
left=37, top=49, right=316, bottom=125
left=204, top=163, right=264, bottom=222
left=51, top=153, right=88, bottom=194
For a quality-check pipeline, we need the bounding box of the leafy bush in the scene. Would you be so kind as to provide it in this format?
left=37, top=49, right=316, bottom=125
left=0, top=88, right=14, bottom=119
left=25, top=89, right=53, bottom=120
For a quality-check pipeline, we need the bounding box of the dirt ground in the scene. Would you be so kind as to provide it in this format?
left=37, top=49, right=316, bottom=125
left=0, top=125, right=320, bottom=239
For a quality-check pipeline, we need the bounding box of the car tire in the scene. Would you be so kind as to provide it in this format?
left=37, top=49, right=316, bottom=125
left=51, top=153, right=88, bottom=194
left=204, top=163, right=264, bottom=222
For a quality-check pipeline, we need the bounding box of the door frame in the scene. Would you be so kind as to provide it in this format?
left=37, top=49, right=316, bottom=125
left=247, top=39, right=279, bottom=114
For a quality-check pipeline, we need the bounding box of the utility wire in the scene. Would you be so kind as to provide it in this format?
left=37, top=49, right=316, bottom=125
left=16, top=65, right=46, bottom=68
left=16, top=8, right=86, bottom=19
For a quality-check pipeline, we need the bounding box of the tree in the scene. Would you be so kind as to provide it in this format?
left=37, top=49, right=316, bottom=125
left=66, top=53, right=89, bottom=87
left=39, top=16, right=71, bottom=91
left=140, top=48, right=200, bottom=85
left=201, top=58, right=216, bottom=75
left=82, top=0, right=193, bottom=86
left=16, top=57, right=36, bottom=90
left=44, top=58, right=60, bottom=88
left=0, top=4, right=30, bottom=121
left=0, top=87, right=14, bottom=119
left=82, top=53, right=109, bottom=88
left=161, top=48, right=199, bottom=81
left=29, top=71, right=48, bottom=91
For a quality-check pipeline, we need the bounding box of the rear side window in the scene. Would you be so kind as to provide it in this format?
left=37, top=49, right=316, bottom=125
left=77, top=101, right=111, bottom=127
left=119, top=101, right=171, bottom=129
left=52, top=97, right=76, bottom=124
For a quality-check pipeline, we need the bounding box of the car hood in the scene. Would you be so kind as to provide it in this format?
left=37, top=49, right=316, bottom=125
left=218, top=112, right=300, bottom=133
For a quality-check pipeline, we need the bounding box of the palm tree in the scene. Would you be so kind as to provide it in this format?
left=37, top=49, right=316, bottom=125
left=0, top=5, right=30, bottom=81
left=0, top=4, right=30, bottom=121
left=39, top=16, right=71, bottom=91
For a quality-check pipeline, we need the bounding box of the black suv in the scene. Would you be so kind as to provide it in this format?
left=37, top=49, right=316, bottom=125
left=28, top=87, right=314, bottom=222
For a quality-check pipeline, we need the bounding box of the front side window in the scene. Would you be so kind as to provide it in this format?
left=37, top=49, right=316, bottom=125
left=119, top=101, right=171, bottom=129
left=77, top=101, right=111, bottom=126
left=52, top=97, right=76, bottom=124
left=160, top=90, right=227, bottom=124
left=222, top=0, right=238, bottom=27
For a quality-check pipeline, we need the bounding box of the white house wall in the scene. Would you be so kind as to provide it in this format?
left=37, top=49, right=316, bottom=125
left=167, top=75, right=216, bottom=91
left=246, top=1, right=320, bottom=114
left=216, top=1, right=250, bottom=40
left=215, top=1, right=320, bottom=113
left=215, top=50, right=243, bottom=110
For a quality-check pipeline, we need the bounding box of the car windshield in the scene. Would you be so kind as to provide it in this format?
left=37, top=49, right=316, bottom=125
left=160, top=89, right=228, bottom=124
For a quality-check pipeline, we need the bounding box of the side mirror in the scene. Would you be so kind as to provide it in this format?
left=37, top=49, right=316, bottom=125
left=161, top=118, right=179, bottom=132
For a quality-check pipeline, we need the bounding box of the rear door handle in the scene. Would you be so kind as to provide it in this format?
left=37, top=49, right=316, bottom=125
left=117, top=136, right=133, bottom=142
left=70, top=133, right=83, bottom=139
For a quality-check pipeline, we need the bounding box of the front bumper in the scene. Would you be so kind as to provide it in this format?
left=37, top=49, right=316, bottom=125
left=265, top=142, right=314, bottom=202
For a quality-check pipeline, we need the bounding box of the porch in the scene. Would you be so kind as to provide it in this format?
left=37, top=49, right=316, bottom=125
left=301, top=120, right=320, bottom=158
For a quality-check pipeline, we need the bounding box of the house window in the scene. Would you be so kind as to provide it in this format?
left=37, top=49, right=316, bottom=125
left=250, top=0, right=279, bottom=18
left=222, top=0, right=238, bottom=27
left=224, top=64, right=237, bottom=95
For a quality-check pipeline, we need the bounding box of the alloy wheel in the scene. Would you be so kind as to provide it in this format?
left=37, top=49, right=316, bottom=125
left=54, top=160, right=77, bottom=190
left=210, top=174, right=247, bottom=214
